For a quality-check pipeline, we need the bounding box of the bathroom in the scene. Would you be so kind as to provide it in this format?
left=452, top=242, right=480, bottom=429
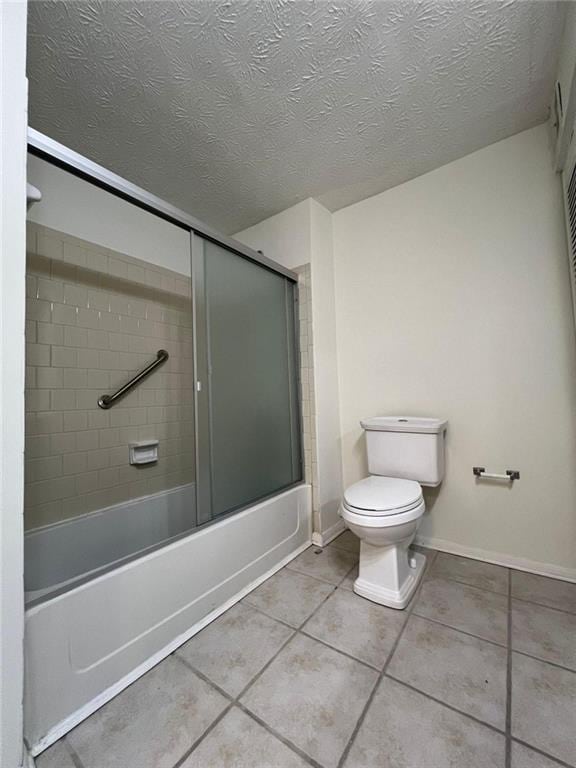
left=1, top=1, right=576, bottom=767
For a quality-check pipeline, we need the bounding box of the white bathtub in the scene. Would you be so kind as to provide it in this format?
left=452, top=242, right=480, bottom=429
left=25, top=483, right=311, bottom=754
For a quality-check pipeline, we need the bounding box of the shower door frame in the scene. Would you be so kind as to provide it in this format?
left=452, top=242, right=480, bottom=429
left=191, top=233, right=303, bottom=527
left=26, top=127, right=304, bottom=539
left=27, top=128, right=298, bottom=280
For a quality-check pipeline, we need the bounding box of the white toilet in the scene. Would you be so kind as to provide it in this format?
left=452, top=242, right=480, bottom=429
left=340, top=416, right=447, bottom=609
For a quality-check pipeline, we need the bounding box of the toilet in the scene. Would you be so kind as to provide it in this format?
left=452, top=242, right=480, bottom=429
left=340, top=416, right=447, bottom=609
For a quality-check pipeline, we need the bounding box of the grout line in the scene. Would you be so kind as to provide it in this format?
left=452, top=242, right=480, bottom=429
left=243, top=568, right=386, bottom=674
left=173, top=654, right=235, bottom=703
left=376, top=562, right=512, bottom=742
left=409, top=610, right=508, bottom=648
left=335, top=550, right=435, bottom=768
left=282, top=548, right=360, bottom=584
left=505, top=568, right=512, bottom=768
left=298, top=629, right=380, bottom=672
left=510, top=594, right=576, bottom=618
left=510, top=649, right=576, bottom=676
left=423, top=569, right=510, bottom=599
left=284, top=563, right=355, bottom=588
left=171, top=703, right=234, bottom=768
left=427, top=571, right=510, bottom=598
left=173, top=633, right=323, bottom=768
left=239, top=601, right=302, bottom=631
left=511, top=738, right=575, bottom=768
left=170, top=554, right=369, bottom=768
left=236, top=630, right=298, bottom=701
left=383, top=673, right=506, bottom=736
left=235, top=703, right=324, bottom=768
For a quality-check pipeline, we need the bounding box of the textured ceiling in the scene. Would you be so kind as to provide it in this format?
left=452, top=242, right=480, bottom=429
left=28, top=1, right=563, bottom=234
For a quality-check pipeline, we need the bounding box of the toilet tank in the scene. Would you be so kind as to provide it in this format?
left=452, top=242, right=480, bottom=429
left=361, top=416, right=448, bottom=487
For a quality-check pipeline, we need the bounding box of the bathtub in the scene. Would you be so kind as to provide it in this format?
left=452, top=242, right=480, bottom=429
left=25, top=483, right=311, bottom=754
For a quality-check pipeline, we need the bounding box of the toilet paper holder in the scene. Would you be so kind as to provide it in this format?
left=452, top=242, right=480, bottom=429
left=473, top=467, right=520, bottom=481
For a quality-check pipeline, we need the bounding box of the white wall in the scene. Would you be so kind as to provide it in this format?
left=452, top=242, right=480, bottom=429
left=333, top=125, right=576, bottom=577
left=0, top=2, right=27, bottom=766
left=234, top=200, right=312, bottom=271
left=27, top=156, right=191, bottom=276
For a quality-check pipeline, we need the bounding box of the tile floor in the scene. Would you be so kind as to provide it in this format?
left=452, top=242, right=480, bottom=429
left=36, top=531, right=576, bottom=768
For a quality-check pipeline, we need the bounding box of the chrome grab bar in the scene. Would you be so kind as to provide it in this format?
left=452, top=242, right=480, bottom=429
left=98, top=349, right=169, bottom=409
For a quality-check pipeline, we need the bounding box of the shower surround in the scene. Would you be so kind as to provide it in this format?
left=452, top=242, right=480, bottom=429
left=24, top=222, right=195, bottom=531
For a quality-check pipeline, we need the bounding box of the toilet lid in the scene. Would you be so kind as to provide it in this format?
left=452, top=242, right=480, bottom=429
left=343, top=476, right=422, bottom=515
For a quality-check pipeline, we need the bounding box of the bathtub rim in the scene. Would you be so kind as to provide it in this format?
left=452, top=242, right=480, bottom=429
left=25, top=479, right=306, bottom=611
left=28, top=534, right=311, bottom=757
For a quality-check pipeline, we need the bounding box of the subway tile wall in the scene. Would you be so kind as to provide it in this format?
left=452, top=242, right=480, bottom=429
left=296, top=264, right=319, bottom=526
left=24, top=223, right=195, bottom=531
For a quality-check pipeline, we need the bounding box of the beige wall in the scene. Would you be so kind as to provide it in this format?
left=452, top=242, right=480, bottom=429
left=333, top=125, right=576, bottom=576
left=234, top=200, right=312, bottom=270
left=25, top=223, right=194, bottom=530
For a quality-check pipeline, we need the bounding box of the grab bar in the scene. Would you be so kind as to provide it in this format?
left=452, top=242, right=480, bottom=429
left=98, top=349, right=169, bottom=409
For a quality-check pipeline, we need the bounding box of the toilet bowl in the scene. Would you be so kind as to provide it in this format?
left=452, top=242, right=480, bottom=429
left=340, top=476, right=426, bottom=609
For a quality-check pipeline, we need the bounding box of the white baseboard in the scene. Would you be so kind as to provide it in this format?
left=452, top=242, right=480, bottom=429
left=312, top=518, right=346, bottom=548
left=416, top=535, right=576, bottom=584
left=30, top=539, right=311, bottom=757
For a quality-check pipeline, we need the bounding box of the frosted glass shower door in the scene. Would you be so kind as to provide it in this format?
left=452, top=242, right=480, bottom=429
left=193, top=237, right=302, bottom=523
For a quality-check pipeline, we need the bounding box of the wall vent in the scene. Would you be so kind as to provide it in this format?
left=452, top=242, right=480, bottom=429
left=564, top=158, right=576, bottom=325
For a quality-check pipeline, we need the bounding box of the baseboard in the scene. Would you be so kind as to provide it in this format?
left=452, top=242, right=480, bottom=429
left=415, top=535, right=576, bottom=584
left=312, top=518, right=346, bottom=547
left=30, top=538, right=311, bottom=757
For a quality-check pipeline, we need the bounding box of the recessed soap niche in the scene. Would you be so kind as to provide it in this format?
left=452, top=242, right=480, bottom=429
left=129, top=440, right=159, bottom=466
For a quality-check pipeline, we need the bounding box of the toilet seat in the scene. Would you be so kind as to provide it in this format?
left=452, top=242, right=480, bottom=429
left=341, top=498, right=425, bottom=528
left=343, top=476, right=423, bottom=516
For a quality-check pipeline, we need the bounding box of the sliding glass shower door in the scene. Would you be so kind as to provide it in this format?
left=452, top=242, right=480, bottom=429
left=193, top=236, right=302, bottom=524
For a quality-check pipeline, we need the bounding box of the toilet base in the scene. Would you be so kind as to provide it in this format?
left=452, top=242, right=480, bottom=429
left=353, top=548, right=426, bottom=609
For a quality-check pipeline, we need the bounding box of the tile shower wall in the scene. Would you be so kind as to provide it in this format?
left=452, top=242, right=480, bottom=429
left=24, top=222, right=194, bottom=530
left=296, top=264, right=319, bottom=524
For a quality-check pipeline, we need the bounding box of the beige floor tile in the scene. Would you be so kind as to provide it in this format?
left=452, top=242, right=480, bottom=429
left=67, top=656, right=227, bottom=768
left=430, top=552, right=509, bottom=595
left=328, top=529, right=360, bottom=554
left=243, top=567, right=335, bottom=627
left=303, top=587, right=405, bottom=668
left=387, top=615, right=507, bottom=729
left=512, top=571, right=576, bottom=615
left=286, top=545, right=357, bottom=585
left=511, top=742, right=566, bottom=768
left=512, top=599, right=576, bottom=671
left=512, top=652, right=576, bottom=766
left=343, top=676, right=505, bottom=768
left=241, top=633, right=377, bottom=768
left=413, top=576, right=508, bottom=645
left=181, top=707, right=310, bottom=768
left=177, top=603, right=293, bottom=696
left=35, top=740, right=77, bottom=768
